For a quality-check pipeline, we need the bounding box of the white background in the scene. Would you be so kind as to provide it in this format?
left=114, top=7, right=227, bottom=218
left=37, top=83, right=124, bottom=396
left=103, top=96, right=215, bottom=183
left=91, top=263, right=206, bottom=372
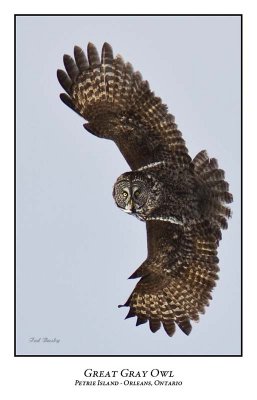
left=0, top=1, right=253, bottom=399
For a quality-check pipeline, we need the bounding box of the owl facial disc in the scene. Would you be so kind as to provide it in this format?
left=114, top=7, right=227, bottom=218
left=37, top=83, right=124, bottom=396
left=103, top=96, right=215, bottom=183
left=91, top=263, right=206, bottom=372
left=112, top=174, right=148, bottom=219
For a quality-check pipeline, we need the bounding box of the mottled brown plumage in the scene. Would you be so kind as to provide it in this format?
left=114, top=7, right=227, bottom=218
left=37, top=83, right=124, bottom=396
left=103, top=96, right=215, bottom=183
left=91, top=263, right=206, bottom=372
left=57, top=42, right=232, bottom=337
left=122, top=220, right=221, bottom=336
left=57, top=42, right=188, bottom=169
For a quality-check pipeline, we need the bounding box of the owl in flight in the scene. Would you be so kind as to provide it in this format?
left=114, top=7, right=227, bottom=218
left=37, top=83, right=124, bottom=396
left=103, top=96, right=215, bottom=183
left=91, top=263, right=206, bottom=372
left=57, top=42, right=232, bottom=337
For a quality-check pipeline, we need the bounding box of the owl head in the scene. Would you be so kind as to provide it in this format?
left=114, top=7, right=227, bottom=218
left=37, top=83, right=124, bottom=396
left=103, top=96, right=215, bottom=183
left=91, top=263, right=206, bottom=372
left=113, top=171, right=162, bottom=220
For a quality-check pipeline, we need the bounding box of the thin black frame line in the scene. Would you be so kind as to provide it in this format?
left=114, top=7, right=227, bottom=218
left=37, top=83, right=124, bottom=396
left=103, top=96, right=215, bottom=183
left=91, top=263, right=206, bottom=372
left=240, top=14, right=243, bottom=357
left=14, top=13, right=243, bottom=358
left=14, top=13, right=243, bottom=17
left=14, top=13, right=17, bottom=358
left=15, top=354, right=241, bottom=357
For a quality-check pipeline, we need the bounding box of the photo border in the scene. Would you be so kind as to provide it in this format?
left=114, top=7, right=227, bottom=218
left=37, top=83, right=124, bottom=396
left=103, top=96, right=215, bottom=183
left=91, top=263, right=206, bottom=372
left=14, top=13, right=243, bottom=358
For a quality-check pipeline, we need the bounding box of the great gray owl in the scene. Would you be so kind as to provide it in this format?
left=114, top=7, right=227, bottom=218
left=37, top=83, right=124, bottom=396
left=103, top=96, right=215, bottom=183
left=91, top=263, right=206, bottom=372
left=57, top=42, right=232, bottom=336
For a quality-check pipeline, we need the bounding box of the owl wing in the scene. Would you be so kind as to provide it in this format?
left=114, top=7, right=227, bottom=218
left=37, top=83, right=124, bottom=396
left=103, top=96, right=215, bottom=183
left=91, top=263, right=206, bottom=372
left=57, top=42, right=190, bottom=170
left=119, top=220, right=221, bottom=336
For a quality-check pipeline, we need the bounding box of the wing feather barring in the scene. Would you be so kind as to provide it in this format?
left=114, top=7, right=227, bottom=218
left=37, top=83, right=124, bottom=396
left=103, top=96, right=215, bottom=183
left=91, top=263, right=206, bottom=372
left=57, top=42, right=232, bottom=337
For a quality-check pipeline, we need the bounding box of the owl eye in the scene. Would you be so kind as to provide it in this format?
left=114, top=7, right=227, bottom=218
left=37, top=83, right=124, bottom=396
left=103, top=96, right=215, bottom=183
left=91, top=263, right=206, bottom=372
left=134, top=189, right=140, bottom=199
left=123, top=191, right=128, bottom=198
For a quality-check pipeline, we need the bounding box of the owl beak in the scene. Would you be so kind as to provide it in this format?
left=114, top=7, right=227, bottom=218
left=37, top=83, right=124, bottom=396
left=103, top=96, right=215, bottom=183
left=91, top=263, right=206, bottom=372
left=125, top=199, right=133, bottom=213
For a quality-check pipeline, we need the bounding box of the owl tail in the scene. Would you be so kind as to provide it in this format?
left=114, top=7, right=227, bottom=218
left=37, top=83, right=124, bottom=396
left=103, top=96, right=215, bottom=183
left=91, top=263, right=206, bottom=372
left=193, top=150, right=233, bottom=229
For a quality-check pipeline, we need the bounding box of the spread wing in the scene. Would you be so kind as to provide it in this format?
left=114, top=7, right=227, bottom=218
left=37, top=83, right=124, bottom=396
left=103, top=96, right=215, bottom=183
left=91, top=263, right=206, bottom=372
left=119, top=220, right=221, bottom=336
left=57, top=42, right=190, bottom=170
